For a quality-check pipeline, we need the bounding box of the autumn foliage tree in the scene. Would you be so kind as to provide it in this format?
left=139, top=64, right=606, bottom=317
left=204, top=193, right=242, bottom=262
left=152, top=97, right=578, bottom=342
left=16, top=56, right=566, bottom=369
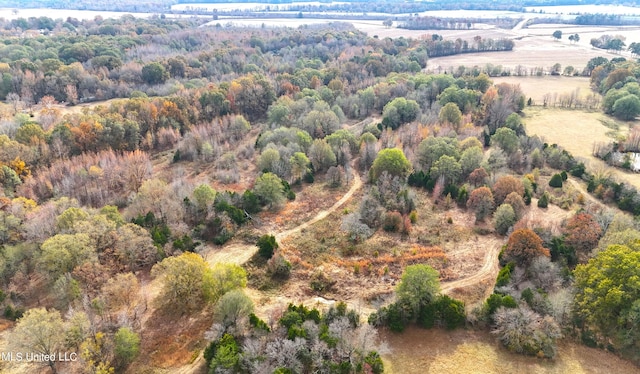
left=492, top=175, right=524, bottom=205
left=467, top=186, right=495, bottom=222
left=505, top=229, right=550, bottom=266
left=468, top=167, right=488, bottom=187
left=563, top=212, right=602, bottom=262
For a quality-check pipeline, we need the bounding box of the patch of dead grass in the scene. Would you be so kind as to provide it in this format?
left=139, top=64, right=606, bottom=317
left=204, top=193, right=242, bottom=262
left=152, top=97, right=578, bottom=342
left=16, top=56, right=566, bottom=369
left=523, top=107, right=640, bottom=189
left=492, top=76, right=593, bottom=104
left=382, top=327, right=640, bottom=374
left=132, top=307, right=213, bottom=371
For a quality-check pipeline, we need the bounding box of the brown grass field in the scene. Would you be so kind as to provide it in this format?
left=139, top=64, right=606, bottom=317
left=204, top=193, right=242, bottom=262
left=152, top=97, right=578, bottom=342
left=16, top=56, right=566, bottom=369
left=523, top=106, right=640, bottom=189
left=491, top=76, right=592, bottom=104
left=382, top=327, right=640, bottom=374
left=419, top=23, right=639, bottom=74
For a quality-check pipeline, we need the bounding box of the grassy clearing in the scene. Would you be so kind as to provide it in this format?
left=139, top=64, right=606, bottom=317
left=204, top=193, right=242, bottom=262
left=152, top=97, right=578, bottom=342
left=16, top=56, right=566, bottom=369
left=382, top=327, right=640, bottom=374
left=523, top=106, right=640, bottom=189
left=492, top=76, right=592, bottom=104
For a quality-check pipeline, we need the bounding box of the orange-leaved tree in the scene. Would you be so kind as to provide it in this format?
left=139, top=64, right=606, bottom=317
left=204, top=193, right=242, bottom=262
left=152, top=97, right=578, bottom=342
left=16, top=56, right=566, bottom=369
left=505, top=228, right=549, bottom=266
left=563, top=212, right=602, bottom=262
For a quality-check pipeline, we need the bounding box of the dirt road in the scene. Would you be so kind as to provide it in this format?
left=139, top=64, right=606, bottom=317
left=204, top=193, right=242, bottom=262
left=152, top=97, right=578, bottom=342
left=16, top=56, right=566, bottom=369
left=201, top=168, right=362, bottom=267
left=173, top=168, right=363, bottom=374
left=440, top=237, right=502, bottom=294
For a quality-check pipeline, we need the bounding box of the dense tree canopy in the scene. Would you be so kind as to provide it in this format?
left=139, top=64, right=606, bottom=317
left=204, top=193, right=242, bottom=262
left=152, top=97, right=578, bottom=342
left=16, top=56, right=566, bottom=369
left=574, top=244, right=640, bottom=352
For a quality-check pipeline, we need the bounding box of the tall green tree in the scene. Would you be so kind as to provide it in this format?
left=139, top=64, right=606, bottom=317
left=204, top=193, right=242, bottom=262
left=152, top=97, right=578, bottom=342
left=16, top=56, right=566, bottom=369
left=151, top=252, right=217, bottom=310
left=494, top=204, right=516, bottom=235
left=141, top=62, right=169, bottom=85
left=39, top=233, right=97, bottom=280
left=308, top=139, right=337, bottom=172
left=613, top=95, right=640, bottom=120
left=396, top=264, right=440, bottom=315
left=430, top=155, right=462, bottom=185
left=369, top=148, right=412, bottom=182
left=253, top=172, right=286, bottom=209
left=9, top=308, right=65, bottom=373
left=417, top=137, right=459, bottom=171
left=438, top=102, right=463, bottom=130
left=491, top=127, right=519, bottom=154
left=214, top=289, right=254, bottom=330
left=574, top=244, right=640, bottom=351
left=114, top=327, right=140, bottom=368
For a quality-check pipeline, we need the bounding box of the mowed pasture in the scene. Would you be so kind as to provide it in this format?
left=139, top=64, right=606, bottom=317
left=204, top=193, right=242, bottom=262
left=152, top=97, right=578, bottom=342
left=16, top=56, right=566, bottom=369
left=523, top=106, right=640, bottom=189
left=492, top=76, right=592, bottom=105
left=422, top=21, right=639, bottom=74
left=382, top=328, right=640, bottom=374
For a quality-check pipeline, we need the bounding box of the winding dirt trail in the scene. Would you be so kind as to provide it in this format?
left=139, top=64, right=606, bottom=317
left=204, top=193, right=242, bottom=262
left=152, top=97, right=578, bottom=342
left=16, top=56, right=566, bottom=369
left=172, top=169, right=362, bottom=374
left=439, top=176, right=598, bottom=295
left=440, top=237, right=503, bottom=294
left=275, top=171, right=362, bottom=242
left=201, top=169, right=362, bottom=268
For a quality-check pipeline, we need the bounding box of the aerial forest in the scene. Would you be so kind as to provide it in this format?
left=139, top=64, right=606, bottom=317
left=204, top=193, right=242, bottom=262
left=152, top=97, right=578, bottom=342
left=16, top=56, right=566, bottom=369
left=0, top=12, right=640, bottom=373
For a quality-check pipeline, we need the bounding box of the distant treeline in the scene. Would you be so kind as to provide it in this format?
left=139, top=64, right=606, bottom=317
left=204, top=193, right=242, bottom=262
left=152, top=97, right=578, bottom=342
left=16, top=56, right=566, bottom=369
left=529, top=14, right=640, bottom=26
left=577, top=13, right=640, bottom=26
left=400, top=17, right=520, bottom=30
left=423, top=36, right=515, bottom=58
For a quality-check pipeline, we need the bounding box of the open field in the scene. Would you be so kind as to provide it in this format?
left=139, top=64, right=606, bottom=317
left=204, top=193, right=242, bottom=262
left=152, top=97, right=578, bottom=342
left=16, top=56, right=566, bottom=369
left=525, top=5, right=640, bottom=16
left=492, top=76, right=592, bottom=104
left=523, top=107, right=640, bottom=189
left=382, top=328, right=640, bottom=374
left=427, top=37, right=620, bottom=75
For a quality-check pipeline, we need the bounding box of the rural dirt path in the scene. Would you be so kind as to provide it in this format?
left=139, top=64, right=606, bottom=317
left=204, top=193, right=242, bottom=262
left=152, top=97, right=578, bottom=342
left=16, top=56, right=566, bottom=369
left=440, top=237, right=503, bottom=294
left=174, top=168, right=362, bottom=374
left=202, top=168, right=362, bottom=267
left=275, top=171, right=362, bottom=242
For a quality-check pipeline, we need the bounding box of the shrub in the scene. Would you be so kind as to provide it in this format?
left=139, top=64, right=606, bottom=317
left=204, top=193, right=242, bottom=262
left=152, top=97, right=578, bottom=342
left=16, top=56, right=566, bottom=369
left=492, top=306, right=561, bottom=358
left=549, top=174, right=563, bottom=188
left=364, top=351, right=384, bottom=374
left=383, top=211, right=403, bottom=232
left=457, top=185, right=469, bottom=207
left=204, top=333, right=240, bottom=372
left=310, top=271, right=335, bottom=292
left=249, top=313, right=270, bottom=332
left=266, top=253, right=292, bottom=278
left=524, top=190, right=532, bottom=206
left=303, top=171, right=315, bottom=183
left=383, top=302, right=408, bottom=332
left=409, top=210, right=418, bottom=223
left=486, top=293, right=517, bottom=317
left=537, top=192, right=549, bottom=208
left=437, top=295, right=466, bottom=329
left=242, top=190, right=261, bottom=214
left=495, top=262, right=515, bottom=287
left=256, top=234, right=278, bottom=259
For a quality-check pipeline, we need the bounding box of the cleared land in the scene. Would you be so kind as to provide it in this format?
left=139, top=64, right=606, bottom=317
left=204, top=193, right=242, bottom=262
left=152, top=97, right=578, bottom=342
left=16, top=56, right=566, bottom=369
left=382, top=328, right=640, bottom=374
left=423, top=20, right=639, bottom=73
left=491, top=76, right=592, bottom=104
left=523, top=106, right=640, bottom=189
